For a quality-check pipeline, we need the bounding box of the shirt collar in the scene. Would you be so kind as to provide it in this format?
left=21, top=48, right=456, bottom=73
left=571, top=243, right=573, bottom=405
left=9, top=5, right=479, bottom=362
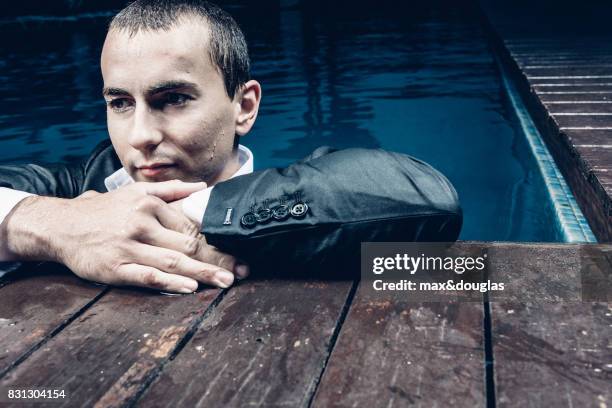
left=104, top=144, right=254, bottom=191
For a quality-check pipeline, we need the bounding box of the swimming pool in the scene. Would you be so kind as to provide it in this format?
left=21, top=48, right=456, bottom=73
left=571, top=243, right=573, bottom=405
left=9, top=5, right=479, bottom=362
left=0, top=0, right=594, bottom=242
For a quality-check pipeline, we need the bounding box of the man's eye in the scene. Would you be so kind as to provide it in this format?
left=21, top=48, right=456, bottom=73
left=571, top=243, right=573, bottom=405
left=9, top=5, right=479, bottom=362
left=163, top=93, right=191, bottom=106
left=107, top=99, right=133, bottom=112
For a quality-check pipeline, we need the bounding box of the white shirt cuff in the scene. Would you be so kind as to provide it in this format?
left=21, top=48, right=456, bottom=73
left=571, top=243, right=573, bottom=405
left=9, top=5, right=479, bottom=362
left=0, top=188, right=35, bottom=262
left=182, top=186, right=214, bottom=226
left=0, top=188, right=34, bottom=227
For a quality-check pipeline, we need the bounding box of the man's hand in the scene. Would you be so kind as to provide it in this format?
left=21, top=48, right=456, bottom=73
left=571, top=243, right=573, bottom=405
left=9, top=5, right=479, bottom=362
left=166, top=196, right=250, bottom=279
left=2, top=180, right=248, bottom=293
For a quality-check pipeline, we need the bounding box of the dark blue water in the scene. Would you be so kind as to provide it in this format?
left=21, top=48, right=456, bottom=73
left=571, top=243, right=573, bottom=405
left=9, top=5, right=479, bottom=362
left=0, top=1, right=560, bottom=241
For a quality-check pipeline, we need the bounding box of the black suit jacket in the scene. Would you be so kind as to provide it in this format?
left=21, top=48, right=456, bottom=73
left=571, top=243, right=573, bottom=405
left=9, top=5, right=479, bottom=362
left=0, top=140, right=462, bottom=276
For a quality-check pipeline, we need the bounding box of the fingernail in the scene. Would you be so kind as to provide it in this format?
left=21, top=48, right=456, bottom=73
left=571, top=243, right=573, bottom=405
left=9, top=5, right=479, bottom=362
left=235, top=263, right=250, bottom=279
left=215, top=271, right=235, bottom=288
left=178, top=286, right=195, bottom=294
left=178, top=279, right=198, bottom=294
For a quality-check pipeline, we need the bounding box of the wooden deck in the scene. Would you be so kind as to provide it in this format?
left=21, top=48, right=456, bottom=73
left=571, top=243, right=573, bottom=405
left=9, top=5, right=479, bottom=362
left=481, top=1, right=612, bottom=242
left=0, top=243, right=610, bottom=407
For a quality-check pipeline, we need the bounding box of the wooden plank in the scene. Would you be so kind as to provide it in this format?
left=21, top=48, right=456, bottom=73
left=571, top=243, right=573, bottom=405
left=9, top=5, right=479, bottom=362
left=524, top=67, right=612, bottom=78
left=511, top=51, right=612, bottom=59
left=505, top=39, right=611, bottom=47
left=519, top=62, right=612, bottom=69
left=312, top=283, right=485, bottom=406
left=486, top=244, right=586, bottom=303
left=554, top=115, right=612, bottom=129
left=575, top=145, right=612, bottom=162
left=518, top=58, right=612, bottom=66
left=0, top=285, right=222, bottom=407
left=135, top=279, right=354, bottom=408
left=545, top=103, right=612, bottom=114
left=532, top=78, right=612, bottom=86
left=598, top=172, right=612, bottom=191
left=562, top=129, right=612, bottom=147
left=0, top=264, right=104, bottom=377
left=508, top=43, right=612, bottom=51
left=534, top=85, right=612, bottom=93
left=506, top=41, right=612, bottom=49
left=489, top=244, right=612, bottom=407
left=539, top=93, right=612, bottom=102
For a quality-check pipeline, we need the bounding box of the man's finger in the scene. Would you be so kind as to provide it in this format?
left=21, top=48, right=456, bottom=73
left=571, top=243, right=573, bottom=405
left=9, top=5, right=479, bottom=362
left=138, top=180, right=207, bottom=202
left=143, top=224, right=248, bottom=278
left=154, top=200, right=201, bottom=237
left=132, top=243, right=235, bottom=288
left=115, top=263, right=198, bottom=294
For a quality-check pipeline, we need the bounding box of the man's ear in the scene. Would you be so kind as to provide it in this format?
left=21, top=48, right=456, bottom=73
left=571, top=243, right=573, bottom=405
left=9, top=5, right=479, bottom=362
left=235, top=79, right=262, bottom=136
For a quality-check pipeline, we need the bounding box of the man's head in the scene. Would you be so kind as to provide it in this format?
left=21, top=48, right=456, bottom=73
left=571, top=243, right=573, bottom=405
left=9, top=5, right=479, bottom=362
left=101, top=0, right=261, bottom=184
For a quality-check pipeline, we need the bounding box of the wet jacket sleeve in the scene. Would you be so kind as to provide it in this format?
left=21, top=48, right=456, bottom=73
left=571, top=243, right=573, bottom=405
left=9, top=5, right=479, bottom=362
left=0, top=139, right=120, bottom=197
left=201, top=147, right=462, bottom=275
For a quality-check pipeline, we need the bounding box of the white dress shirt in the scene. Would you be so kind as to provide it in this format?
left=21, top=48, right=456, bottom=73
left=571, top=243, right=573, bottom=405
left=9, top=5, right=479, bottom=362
left=0, top=144, right=253, bottom=265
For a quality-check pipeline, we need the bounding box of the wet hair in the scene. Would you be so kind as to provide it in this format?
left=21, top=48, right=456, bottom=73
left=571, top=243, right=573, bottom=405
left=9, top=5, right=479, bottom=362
left=109, top=0, right=250, bottom=99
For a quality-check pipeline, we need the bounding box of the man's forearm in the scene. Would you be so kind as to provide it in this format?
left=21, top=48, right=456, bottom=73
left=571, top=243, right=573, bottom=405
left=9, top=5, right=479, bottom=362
left=0, top=182, right=248, bottom=291
left=0, top=196, right=64, bottom=262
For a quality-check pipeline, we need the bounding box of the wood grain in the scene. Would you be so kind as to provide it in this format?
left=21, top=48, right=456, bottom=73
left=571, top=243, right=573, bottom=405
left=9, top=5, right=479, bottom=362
left=0, top=264, right=104, bottom=377
left=486, top=243, right=612, bottom=406
left=0, top=285, right=221, bottom=407
left=135, top=279, right=354, bottom=408
left=312, top=283, right=485, bottom=407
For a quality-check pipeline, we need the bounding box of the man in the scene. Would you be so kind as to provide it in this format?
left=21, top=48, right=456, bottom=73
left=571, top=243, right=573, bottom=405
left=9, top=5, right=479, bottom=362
left=0, top=0, right=462, bottom=293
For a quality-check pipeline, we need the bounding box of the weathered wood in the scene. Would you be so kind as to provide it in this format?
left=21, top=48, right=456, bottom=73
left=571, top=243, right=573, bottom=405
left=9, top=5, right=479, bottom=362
left=486, top=244, right=583, bottom=303
left=539, top=93, right=612, bottom=102
left=544, top=103, right=612, bottom=114
left=509, top=44, right=612, bottom=52
left=554, top=115, right=612, bottom=129
left=575, top=147, right=612, bottom=195
left=0, top=242, right=609, bottom=406
left=518, top=58, right=612, bottom=66
left=486, top=243, right=612, bottom=406
left=511, top=51, right=612, bottom=59
left=531, top=78, right=612, bottom=86
left=576, top=146, right=612, bottom=163
left=135, top=279, right=354, bottom=408
left=0, top=265, right=104, bottom=377
left=524, top=67, right=612, bottom=78
left=505, top=39, right=611, bottom=47
left=534, top=85, right=612, bottom=93
left=561, top=130, right=612, bottom=148
left=0, top=285, right=221, bottom=407
left=492, top=302, right=611, bottom=407
left=312, top=284, right=485, bottom=407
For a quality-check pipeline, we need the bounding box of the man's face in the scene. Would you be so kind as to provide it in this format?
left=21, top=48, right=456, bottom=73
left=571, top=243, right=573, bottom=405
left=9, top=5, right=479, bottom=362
left=101, top=18, right=241, bottom=184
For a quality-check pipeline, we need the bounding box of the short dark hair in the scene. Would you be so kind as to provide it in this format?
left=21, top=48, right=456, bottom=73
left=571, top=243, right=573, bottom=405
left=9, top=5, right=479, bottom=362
left=109, top=0, right=250, bottom=99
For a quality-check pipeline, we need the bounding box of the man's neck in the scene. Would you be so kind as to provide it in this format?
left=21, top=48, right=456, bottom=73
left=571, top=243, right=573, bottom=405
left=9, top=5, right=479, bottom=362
left=208, top=150, right=241, bottom=187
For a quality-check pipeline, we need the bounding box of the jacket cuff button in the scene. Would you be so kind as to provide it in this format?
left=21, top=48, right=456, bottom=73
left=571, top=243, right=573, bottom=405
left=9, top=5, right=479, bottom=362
left=256, top=208, right=272, bottom=223
left=272, top=205, right=290, bottom=220
left=290, top=202, right=309, bottom=218
left=240, top=212, right=258, bottom=228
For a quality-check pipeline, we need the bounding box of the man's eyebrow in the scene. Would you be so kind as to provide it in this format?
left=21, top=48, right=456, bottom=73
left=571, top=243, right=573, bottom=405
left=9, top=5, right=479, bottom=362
left=146, top=81, right=200, bottom=95
left=102, top=81, right=200, bottom=98
left=102, top=87, right=130, bottom=97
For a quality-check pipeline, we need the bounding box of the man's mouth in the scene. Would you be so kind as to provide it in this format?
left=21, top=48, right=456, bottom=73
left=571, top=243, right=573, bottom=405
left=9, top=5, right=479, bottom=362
left=137, top=163, right=177, bottom=177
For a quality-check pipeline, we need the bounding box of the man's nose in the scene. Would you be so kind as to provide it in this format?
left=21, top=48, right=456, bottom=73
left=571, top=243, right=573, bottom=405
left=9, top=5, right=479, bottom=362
left=127, top=105, right=163, bottom=151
